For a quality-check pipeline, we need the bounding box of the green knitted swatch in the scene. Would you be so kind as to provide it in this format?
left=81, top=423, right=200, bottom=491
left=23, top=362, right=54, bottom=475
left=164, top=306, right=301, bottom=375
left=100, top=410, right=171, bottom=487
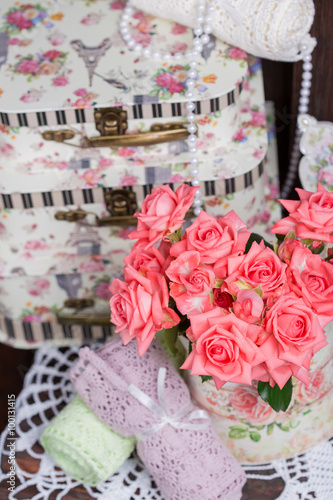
left=41, top=395, right=136, bottom=486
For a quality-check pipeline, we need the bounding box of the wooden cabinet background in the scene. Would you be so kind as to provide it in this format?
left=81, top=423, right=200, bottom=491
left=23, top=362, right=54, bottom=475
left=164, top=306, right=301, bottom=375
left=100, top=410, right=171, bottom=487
left=262, top=0, right=333, bottom=192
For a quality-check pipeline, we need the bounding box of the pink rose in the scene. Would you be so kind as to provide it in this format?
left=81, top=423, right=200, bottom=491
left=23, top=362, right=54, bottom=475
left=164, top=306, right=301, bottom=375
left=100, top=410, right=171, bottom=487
left=7, top=11, right=32, bottom=30
left=110, top=0, right=125, bottom=9
left=98, top=157, right=113, bottom=168
left=0, top=143, right=14, bottom=156
left=168, top=79, right=185, bottom=94
left=228, top=47, right=247, bottom=59
left=73, top=99, right=92, bottom=108
left=74, top=88, right=87, bottom=96
left=36, top=61, right=60, bottom=75
left=124, top=246, right=167, bottom=275
left=272, top=183, right=333, bottom=244
left=35, top=278, right=50, bottom=289
left=132, top=32, right=152, bottom=47
left=171, top=24, right=187, bottom=35
left=52, top=75, right=69, bottom=86
left=260, top=293, right=328, bottom=388
left=80, top=170, right=102, bottom=187
left=181, top=309, right=265, bottom=390
left=212, top=289, right=233, bottom=309
left=56, top=161, right=69, bottom=170
left=278, top=237, right=308, bottom=261
left=78, top=259, right=105, bottom=273
left=117, top=147, right=136, bottom=157
left=294, top=369, right=326, bottom=404
left=287, top=247, right=333, bottom=325
left=155, top=72, right=175, bottom=89
left=233, top=289, right=264, bottom=324
left=251, top=111, right=266, bottom=127
left=42, top=50, right=62, bottom=61
left=94, top=282, right=112, bottom=301
left=134, top=18, right=154, bottom=34
left=49, top=32, right=66, bottom=46
left=23, top=315, right=41, bottom=322
left=225, top=242, right=287, bottom=299
left=24, top=240, right=49, bottom=250
left=120, top=173, right=137, bottom=186
left=169, top=42, right=188, bottom=55
left=230, top=385, right=276, bottom=424
left=171, top=210, right=250, bottom=269
left=16, top=59, right=39, bottom=74
left=110, top=270, right=180, bottom=355
left=8, top=38, right=20, bottom=45
left=232, top=128, right=246, bottom=142
left=129, top=184, right=198, bottom=247
left=166, top=251, right=215, bottom=315
left=20, top=92, right=37, bottom=103
left=28, top=288, right=42, bottom=296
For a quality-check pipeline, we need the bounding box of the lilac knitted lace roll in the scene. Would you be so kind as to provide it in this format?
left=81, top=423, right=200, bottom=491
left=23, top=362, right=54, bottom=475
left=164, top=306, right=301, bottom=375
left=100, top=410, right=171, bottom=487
left=70, top=336, right=246, bottom=500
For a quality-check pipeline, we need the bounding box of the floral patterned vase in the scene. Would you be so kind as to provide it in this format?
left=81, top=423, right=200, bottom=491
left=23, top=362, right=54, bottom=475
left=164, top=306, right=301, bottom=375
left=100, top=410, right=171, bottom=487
left=185, top=324, right=333, bottom=464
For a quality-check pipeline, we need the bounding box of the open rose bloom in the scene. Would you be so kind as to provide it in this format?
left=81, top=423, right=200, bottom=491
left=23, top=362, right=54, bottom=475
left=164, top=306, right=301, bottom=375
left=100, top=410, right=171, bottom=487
left=110, top=183, right=333, bottom=411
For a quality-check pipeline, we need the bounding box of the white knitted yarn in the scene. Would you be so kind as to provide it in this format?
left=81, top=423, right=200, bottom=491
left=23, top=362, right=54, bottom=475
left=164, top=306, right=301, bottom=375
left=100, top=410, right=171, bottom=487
left=131, top=0, right=316, bottom=61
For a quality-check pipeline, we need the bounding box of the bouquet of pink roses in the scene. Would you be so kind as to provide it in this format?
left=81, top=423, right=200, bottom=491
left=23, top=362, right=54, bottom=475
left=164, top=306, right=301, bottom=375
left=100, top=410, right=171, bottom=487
left=110, top=182, right=333, bottom=411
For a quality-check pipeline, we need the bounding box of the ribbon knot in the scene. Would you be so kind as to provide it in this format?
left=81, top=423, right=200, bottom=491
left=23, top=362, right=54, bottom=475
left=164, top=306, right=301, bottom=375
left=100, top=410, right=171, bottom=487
left=128, top=367, right=210, bottom=440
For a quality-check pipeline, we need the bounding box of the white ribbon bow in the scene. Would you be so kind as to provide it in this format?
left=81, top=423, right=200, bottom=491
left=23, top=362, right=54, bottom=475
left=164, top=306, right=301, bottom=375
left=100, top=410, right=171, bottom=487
left=128, top=367, right=210, bottom=440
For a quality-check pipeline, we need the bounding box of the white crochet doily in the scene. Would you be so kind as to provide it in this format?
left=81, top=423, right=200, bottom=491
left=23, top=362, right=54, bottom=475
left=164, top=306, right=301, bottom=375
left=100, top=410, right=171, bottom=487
left=1, top=345, right=333, bottom=500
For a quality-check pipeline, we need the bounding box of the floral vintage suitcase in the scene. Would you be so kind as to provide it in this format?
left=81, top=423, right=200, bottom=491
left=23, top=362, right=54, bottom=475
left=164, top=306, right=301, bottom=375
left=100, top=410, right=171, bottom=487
left=0, top=0, right=268, bottom=347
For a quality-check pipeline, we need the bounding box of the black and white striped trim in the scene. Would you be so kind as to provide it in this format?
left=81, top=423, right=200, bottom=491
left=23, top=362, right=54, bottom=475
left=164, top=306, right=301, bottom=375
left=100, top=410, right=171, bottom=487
left=0, top=81, right=243, bottom=128
left=0, top=161, right=264, bottom=210
left=0, top=314, right=113, bottom=345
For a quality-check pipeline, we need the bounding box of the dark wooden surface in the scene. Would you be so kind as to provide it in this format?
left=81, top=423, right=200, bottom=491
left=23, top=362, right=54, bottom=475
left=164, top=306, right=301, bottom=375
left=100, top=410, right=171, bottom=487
left=1, top=1, right=333, bottom=496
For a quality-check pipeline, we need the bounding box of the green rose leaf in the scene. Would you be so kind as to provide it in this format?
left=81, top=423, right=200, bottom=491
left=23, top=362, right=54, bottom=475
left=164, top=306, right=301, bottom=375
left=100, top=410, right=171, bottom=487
left=245, top=233, right=273, bottom=253
left=267, top=423, right=274, bottom=435
left=258, top=377, right=293, bottom=412
left=229, top=426, right=248, bottom=439
left=164, top=326, right=179, bottom=355
left=249, top=431, right=261, bottom=442
left=200, top=375, right=213, bottom=383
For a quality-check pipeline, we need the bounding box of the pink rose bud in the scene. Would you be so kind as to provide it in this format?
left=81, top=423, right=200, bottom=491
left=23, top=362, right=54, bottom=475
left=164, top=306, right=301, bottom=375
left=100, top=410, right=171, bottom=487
left=212, top=289, right=233, bottom=309
left=233, top=289, right=264, bottom=324
left=278, top=237, right=308, bottom=261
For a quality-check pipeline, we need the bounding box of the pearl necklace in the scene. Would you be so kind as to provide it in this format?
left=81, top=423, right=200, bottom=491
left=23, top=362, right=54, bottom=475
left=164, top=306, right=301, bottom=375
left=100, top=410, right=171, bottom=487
left=120, top=0, right=216, bottom=216
left=281, top=46, right=313, bottom=199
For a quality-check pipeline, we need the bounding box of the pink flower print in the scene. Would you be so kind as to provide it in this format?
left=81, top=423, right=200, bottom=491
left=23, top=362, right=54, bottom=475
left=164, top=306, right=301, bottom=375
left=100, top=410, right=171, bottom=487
left=23, top=315, right=41, bottom=322
left=120, top=173, right=137, bottom=186
left=134, top=18, right=154, bottom=34
left=110, top=1, right=125, bottom=9
left=36, top=61, right=60, bottom=75
left=7, top=11, right=32, bottom=30
left=132, top=32, right=151, bottom=47
left=48, top=31, right=66, bottom=46
left=42, top=50, right=62, bottom=61
left=229, top=385, right=276, bottom=425
left=81, top=13, right=102, bottom=26
left=318, top=167, right=333, bottom=186
left=117, top=147, right=136, bottom=157
left=251, top=111, right=266, bottom=127
left=155, top=72, right=174, bottom=88
left=73, top=99, right=92, bottom=109
left=74, top=88, right=88, bottom=97
left=171, top=24, right=187, bottom=35
left=20, top=92, right=37, bottom=103
left=8, top=38, right=20, bottom=45
left=35, top=278, right=50, bottom=290
left=232, top=128, right=246, bottom=142
left=253, top=148, right=266, bottom=161
left=94, top=282, right=112, bottom=301
left=169, top=42, right=188, bottom=55
left=228, top=47, right=247, bottom=60
left=52, top=75, right=69, bottom=86
left=295, top=369, right=326, bottom=404
left=168, top=174, right=184, bottom=183
left=80, top=170, right=102, bottom=187
left=0, top=143, right=14, bottom=156
left=56, top=161, right=70, bottom=170
left=117, top=227, right=134, bottom=239
left=78, top=258, right=105, bottom=273
left=16, top=59, right=39, bottom=74
left=133, top=12, right=144, bottom=19
left=98, top=157, right=113, bottom=168
left=24, top=240, right=49, bottom=250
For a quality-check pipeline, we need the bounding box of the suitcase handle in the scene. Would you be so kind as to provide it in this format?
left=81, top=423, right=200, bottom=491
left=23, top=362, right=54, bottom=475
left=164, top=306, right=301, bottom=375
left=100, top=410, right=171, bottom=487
left=56, top=298, right=111, bottom=326
left=41, top=122, right=195, bottom=148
